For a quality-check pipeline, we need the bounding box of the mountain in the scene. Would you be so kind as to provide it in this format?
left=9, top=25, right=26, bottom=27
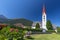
left=0, top=15, right=7, bottom=19
left=6, top=18, right=33, bottom=26
left=0, top=15, right=33, bottom=26
left=0, top=15, right=8, bottom=22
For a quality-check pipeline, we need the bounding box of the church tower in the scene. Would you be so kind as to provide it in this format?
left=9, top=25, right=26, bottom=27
left=42, top=5, right=47, bottom=32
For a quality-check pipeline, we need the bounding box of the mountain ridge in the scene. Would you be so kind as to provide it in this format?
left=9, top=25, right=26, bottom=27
left=0, top=15, right=33, bottom=26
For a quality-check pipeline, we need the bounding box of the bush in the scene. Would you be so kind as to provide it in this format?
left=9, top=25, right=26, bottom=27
left=0, top=26, right=27, bottom=40
left=57, top=27, right=60, bottom=33
left=47, top=30, right=55, bottom=33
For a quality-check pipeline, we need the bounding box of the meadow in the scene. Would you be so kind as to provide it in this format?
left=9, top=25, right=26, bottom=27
left=25, top=33, right=60, bottom=40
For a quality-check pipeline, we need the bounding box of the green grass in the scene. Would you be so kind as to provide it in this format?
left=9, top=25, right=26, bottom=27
left=25, top=33, right=60, bottom=40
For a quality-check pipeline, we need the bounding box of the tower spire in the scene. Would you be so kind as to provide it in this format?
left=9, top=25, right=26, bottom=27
left=42, top=4, right=46, bottom=14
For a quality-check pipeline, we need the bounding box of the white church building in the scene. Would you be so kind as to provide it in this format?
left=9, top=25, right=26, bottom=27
left=31, top=5, right=57, bottom=32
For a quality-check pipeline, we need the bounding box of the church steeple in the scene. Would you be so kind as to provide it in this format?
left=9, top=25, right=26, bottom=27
left=42, top=4, right=46, bottom=14
left=42, top=4, right=47, bottom=32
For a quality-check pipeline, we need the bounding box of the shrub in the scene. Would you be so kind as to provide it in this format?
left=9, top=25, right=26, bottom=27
left=47, top=30, right=55, bottom=33
left=0, top=26, right=27, bottom=40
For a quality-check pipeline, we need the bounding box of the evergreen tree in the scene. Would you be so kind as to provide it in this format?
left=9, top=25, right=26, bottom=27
left=36, top=23, right=40, bottom=29
left=46, top=20, right=53, bottom=30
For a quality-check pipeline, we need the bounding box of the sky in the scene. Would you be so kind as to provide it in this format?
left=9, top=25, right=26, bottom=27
left=0, top=0, right=60, bottom=26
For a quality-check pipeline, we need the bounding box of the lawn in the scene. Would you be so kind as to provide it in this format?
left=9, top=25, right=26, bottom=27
left=25, top=33, right=60, bottom=40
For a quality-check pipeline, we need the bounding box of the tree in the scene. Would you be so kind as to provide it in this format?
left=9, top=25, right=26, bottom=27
left=46, top=20, right=53, bottom=30
left=36, top=23, right=40, bottom=29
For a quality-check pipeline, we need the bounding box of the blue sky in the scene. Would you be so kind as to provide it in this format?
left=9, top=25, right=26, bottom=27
left=0, top=0, right=60, bottom=26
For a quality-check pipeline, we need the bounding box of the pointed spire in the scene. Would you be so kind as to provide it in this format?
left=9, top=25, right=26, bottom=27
left=42, top=4, right=46, bottom=14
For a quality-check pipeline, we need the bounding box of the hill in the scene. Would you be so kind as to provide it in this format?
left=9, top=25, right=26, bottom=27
left=0, top=15, right=33, bottom=26
left=6, top=18, right=33, bottom=26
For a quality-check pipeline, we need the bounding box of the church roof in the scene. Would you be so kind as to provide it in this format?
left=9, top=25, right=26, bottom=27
left=42, top=4, right=46, bottom=14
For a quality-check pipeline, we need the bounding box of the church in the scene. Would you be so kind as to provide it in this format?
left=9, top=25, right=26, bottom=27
left=31, top=5, right=57, bottom=32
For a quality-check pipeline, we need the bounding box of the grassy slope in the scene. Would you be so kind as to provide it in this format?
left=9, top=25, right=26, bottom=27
left=25, top=33, right=60, bottom=40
